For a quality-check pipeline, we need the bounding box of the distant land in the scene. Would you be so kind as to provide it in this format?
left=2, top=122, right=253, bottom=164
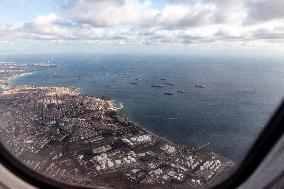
left=0, top=62, right=235, bottom=188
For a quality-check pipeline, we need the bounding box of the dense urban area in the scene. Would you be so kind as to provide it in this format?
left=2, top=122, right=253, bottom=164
left=0, top=62, right=234, bottom=189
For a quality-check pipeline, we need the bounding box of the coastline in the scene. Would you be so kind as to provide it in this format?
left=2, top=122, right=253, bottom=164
left=0, top=61, right=122, bottom=113
left=0, top=61, right=54, bottom=91
left=0, top=72, right=33, bottom=90
left=0, top=62, right=235, bottom=189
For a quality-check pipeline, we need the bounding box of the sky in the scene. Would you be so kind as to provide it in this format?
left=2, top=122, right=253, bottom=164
left=0, top=0, right=284, bottom=55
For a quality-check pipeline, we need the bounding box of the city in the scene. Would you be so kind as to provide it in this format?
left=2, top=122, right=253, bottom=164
left=0, top=62, right=235, bottom=188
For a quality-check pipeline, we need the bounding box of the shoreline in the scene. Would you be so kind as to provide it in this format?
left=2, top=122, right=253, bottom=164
left=0, top=72, right=33, bottom=90
left=0, top=61, right=123, bottom=114
left=0, top=62, right=235, bottom=189
left=0, top=61, right=56, bottom=90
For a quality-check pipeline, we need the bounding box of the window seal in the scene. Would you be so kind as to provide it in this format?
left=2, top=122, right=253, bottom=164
left=212, top=100, right=284, bottom=189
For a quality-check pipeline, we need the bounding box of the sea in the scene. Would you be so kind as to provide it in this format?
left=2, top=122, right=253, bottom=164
left=2, top=53, right=284, bottom=161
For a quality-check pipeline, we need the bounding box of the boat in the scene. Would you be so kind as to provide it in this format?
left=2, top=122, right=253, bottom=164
left=164, top=92, right=174, bottom=95
left=125, top=73, right=129, bottom=75
left=135, top=78, right=141, bottom=81
left=130, top=82, right=138, bottom=85
left=151, top=84, right=163, bottom=88
left=177, top=90, right=185, bottom=93
left=160, top=78, right=166, bottom=81
left=195, top=84, right=205, bottom=88
left=167, top=117, right=182, bottom=120
left=165, top=82, right=174, bottom=85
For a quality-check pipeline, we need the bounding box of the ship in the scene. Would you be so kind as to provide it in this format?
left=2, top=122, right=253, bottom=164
left=195, top=84, right=205, bottom=88
left=164, top=92, right=174, bottom=95
left=165, top=82, right=174, bottom=86
left=177, top=90, right=185, bottom=93
left=151, top=84, right=163, bottom=88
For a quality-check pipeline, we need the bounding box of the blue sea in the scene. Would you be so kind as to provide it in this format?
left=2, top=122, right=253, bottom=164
left=2, top=54, right=284, bottom=161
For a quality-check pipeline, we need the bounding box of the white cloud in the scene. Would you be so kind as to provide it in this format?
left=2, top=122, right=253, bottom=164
left=64, top=0, right=158, bottom=27
left=64, top=0, right=236, bottom=29
left=22, top=13, right=69, bottom=38
left=0, top=0, right=284, bottom=48
left=156, top=3, right=217, bottom=28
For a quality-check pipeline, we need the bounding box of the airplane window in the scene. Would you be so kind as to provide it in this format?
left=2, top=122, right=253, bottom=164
left=0, top=0, right=284, bottom=189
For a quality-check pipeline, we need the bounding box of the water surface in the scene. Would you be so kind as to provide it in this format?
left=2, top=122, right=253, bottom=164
left=4, top=54, right=284, bottom=161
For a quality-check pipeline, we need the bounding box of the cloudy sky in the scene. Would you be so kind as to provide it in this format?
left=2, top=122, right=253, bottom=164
left=0, top=0, right=284, bottom=55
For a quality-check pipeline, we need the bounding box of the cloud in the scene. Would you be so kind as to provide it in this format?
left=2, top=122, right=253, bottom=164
left=252, top=29, right=284, bottom=42
left=64, top=0, right=158, bottom=28
left=203, top=0, right=247, bottom=24
left=156, top=3, right=217, bottom=29
left=246, top=0, right=284, bottom=23
left=2, top=13, right=112, bottom=41
left=22, top=13, right=69, bottom=38
left=0, top=0, right=284, bottom=47
left=64, top=0, right=227, bottom=29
